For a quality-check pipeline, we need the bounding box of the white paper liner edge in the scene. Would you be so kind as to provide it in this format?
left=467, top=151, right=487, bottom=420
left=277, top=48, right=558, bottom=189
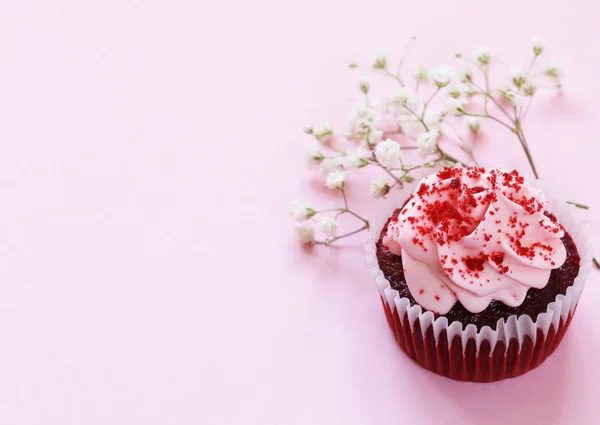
left=365, top=184, right=594, bottom=353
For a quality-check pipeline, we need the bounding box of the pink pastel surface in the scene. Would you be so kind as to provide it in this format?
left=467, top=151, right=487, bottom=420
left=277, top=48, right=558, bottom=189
left=0, top=1, right=598, bottom=424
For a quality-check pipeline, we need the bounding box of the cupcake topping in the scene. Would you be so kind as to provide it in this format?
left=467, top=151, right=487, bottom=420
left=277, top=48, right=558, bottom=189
left=383, top=167, right=567, bottom=314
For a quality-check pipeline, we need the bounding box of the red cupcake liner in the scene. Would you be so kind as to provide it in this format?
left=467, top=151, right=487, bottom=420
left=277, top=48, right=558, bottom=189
left=366, top=186, right=594, bottom=382
left=379, top=295, right=576, bottom=382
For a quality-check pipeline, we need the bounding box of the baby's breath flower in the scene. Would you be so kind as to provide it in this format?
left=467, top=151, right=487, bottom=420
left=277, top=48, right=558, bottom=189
left=345, top=98, right=381, bottom=141
left=295, top=221, right=315, bottom=244
left=502, top=90, right=521, bottom=105
left=446, top=83, right=469, bottom=99
left=372, top=50, right=387, bottom=69
left=375, top=139, right=402, bottom=168
left=290, top=201, right=316, bottom=220
left=532, top=37, right=546, bottom=56
left=412, top=64, right=429, bottom=84
left=398, top=117, right=424, bottom=138
left=370, top=178, right=390, bottom=198
left=545, top=59, right=564, bottom=78
left=464, top=84, right=478, bottom=98
left=387, top=87, right=419, bottom=112
left=457, top=66, right=473, bottom=83
left=346, top=146, right=371, bottom=169
left=325, top=170, right=346, bottom=190
left=417, top=129, right=440, bottom=158
left=522, top=81, right=538, bottom=97
left=509, top=65, right=527, bottom=87
left=315, top=124, right=333, bottom=144
left=473, top=46, right=493, bottom=68
left=424, top=110, right=445, bottom=129
left=305, top=150, right=325, bottom=169
left=366, top=128, right=383, bottom=144
left=359, top=76, right=370, bottom=94
left=445, top=97, right=467, bottom=115
left=319, top=157, right=344, bottom=174
left=429, top=65, right=455, bottom=88
left=317, top=217, right=338, bottom=237
left=303, top=125, right=314, bottom=134
left=463, top=116, right=481, bottom=133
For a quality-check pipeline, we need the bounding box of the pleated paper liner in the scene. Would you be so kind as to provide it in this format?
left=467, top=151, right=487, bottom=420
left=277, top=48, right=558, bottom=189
left=365, top=185, right=594, bottom=382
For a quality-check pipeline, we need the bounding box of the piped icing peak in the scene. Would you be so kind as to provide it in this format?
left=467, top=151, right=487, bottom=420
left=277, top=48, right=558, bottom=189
left=382, top=167, right=566, bottom=314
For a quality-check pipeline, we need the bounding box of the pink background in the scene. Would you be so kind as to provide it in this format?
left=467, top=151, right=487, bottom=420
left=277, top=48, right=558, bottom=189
left=0, top=1, right=598, bottom=423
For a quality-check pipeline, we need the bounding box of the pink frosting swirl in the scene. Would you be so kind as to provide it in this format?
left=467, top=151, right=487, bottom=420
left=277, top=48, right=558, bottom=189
left=382, top=167, right=566, bottom=314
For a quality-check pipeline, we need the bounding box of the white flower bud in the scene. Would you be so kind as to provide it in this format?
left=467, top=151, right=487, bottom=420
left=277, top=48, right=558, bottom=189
left=346, top=147, right=371, bottom=169
left=366, top=128, right=383, bottom=144
left=545, top=59, right=564, bottom=78
left=446, top=83, right=468, bottom=99
left=315, top=124, right=334, bottom=145
left=372, top=50, right=387, bottom=69
left=463, top=116, right=481, bottom=133
left=445, top=97, right=467, bottom=115
left=523, top=81, right=538, bottom=97
left=294, top=221, right=315, bottom=244
left=386, top=87, right=419, bottom=112
left=370, top=178, right=391, bottom=198
left=305, top=151, right=325, bottom=169
left=502, top=90, right=521, bottom=105
left=473, top=46, right=493, bottom=69
left=457, top=67, right=473, bottom=83
left=429, top=65, right=455, bottom=88
left=317, top=217, right=338, bottom=237
left=319, top=157, right=344, bottom=174
left=325, top=170, right=346, bottom=190
left=424, top=110, right=444, bottom=129
left=413, top=64, right=429, bottom=83
left=509, top=65, right=527, bottom=88
left=417, top=129, right=440, bottom=158
left=303, top=124, right=314, bottom=134
left=289, top=202, right=316, bottom=220
left=375, top=139, right=403, bottom=168
left=532, top=37, right=546, bottom=56
left=359, top=76, right=370, bottom=94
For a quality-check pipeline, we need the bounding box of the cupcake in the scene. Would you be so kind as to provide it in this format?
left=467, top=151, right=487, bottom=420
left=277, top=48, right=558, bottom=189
left=366, top=167, right=594, bottom=382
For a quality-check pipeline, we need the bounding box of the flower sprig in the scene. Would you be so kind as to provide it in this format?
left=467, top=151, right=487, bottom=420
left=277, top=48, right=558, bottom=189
left=291, top=37, right=597, bottom=269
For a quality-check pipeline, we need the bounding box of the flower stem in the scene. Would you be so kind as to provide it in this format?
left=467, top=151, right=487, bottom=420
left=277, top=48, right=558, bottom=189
left=396, top=36, right=416, bottom=79
left=462, top=112, right=513, bottom=132
left=566, top=201, right=589, bottom=209
left=515, top=125, right=539, bottom=179
left=323, top=222, right=370, bottom=245
left=594, top=257, right=600, bottom=270
left=383, top=69, right=405, bottom=86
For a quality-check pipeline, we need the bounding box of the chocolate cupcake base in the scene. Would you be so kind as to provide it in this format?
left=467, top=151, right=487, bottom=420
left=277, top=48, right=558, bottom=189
left=366, top=193, right=594, bottom=382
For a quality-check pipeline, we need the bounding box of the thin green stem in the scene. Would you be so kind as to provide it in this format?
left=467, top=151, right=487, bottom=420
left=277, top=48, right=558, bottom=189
left=462, top=112, right=514, bottom=132
left=321, top=222, right=371, bottom=245
left=396, top=36, right=416, bottom=79
left=566, top=201, right=590, bottom=210
left=515, top=126, right=539, bottom=179
left=422, top=87, right=441, bottom=117
left=383, top=69, right=405, bottom=86
left=369, top=159, right=404, bottom=185
left=438, top=148, right=461, bottom=165
left=341, top=188, right=349, bottom=209
left=314, top=208, right=345, bottom=214
left=472, top=78, right=513, bottom=121
left=345, top=209, right=370, bottom=224
left=404, top=105, right=429, bottom=131
left=444, top=120, right=479, bottom=166
left=520, top=94, right=535, bottom=121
